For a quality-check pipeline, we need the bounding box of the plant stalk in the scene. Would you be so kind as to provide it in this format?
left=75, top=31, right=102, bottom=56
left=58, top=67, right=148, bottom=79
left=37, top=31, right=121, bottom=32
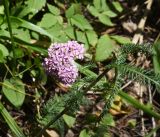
left=3, top=0, right=16, bottom=74
left=36, top=68, right=109, bottom=137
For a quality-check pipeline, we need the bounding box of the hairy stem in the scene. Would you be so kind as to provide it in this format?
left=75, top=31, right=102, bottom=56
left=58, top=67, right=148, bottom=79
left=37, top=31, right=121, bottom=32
left=36, top=68, right=109, bottom=137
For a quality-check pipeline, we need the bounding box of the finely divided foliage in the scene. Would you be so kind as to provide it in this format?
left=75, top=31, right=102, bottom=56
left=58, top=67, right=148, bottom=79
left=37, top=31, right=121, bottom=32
left=1, top=0, right=160, bottom=137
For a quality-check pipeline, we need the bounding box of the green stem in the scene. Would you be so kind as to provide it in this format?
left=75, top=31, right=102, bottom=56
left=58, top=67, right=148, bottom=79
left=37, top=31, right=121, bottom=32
left=36, top=68, right=109, bottom=137
left=3, top=0, right=16, bottom=74
left=119, top=90, right=160, bottom=119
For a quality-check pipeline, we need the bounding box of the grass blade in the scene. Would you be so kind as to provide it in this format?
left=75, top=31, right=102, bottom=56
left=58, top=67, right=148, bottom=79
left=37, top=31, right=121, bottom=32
left=119, top=90, right=160, bottom=119
left=0, top=102, right=25, bottom=137
left=10, top=16, right=53, bottom=41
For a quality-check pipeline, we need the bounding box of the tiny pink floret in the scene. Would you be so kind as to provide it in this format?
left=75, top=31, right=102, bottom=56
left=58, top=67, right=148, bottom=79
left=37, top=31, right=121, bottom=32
left=43, top=41, right=85, bottom=85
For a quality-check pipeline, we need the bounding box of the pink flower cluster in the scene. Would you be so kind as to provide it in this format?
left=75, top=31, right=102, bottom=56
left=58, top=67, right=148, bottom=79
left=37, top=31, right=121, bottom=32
left=43, top=41, right=85, bottom=85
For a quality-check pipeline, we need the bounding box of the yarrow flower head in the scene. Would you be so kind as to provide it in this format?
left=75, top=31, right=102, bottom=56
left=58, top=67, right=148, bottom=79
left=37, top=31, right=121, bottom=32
left=43, top=41, right=85, bottom=85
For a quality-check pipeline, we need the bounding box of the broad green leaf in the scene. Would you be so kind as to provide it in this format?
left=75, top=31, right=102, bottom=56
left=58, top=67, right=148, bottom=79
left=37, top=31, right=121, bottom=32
left=112, top=1, right=123, bottom=12
left=87, top=5, right=99, bottom=17
left=18, top=0, right=46, bottom=18
left=101, top=0, right=110, bottom=11
left=0, top=43, right=9, bottom=57
left=95, top=35, right=116, bottom=61
left=12, top=29, right=31, bottom=42
left=86, top=30, right=98, bottom=46
left=58, top=34, right=70, bottom=42
left=2, top=78, right=25, bottom=107
left=40, top=13, right=57, bottom=28
left=0, top=102, right=25, bottom=137
left=110, top=35, right=131, bottom=44
left=64, top=25, right=75, bottom=39
left=47, top=4, right=60, bottom=15
left=65, top=5, right=75, bottom=18
left=79, top=129, right=90, bottom=137
left=10, top=16, right=53, bottom=41
left=98, top=14, right=114, bottom=26
left=26, top=0, right=46, bottom=13
left=46, top=23, right=63, bottom=42
left=71, top=14, right=93, bottom=31
left=63, top=114, right=76, bottom=128
left=93, top=0, right=101, bottom=11
left=65, top=4, right=81, bottom=18
left=56, top=15, right=63, bottom=24
left=103, top=10, right=117, bottom=18
left=76, top=30, right=89, bottom=50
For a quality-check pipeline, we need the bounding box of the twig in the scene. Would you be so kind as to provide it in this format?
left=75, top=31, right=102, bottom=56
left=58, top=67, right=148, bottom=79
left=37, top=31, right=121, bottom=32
left=139, top=83, right=146, bottom=136
left=132, top=0, right=153, bottom=44
left=121, top=80, right=132, bottom=90
left=148, top=85, right=156, bottom=137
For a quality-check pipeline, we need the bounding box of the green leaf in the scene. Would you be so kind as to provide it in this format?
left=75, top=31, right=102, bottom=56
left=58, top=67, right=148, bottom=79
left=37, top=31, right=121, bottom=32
left=0, top=5, right=4, bottom=14
left=79, top=129, right=90, bottom=137
left=98, top=14, right=114, bottom=26
left=0, top=43, right=9, bottom=57
left=40, top=13, right=57, bottom=28
left=77, top=64, right=160, bottom=120
left=76, top=30, right=89, bottom=50
left=101, top=114, right=115, bottom=127
left=0, top=30, right=48, bottom=54
left=110, top=35, right=131, bottom=44
left=112, top=1, right=123, bottom=12
left=71, top=14, right=93, bottom=31
left=86, top=30, right=98, bottom=46
left=0, top=14, right=4, bottom=25
left=46, top=23, right=63, bottom=42
left=65, top=5, right=75, bottom=18
left=14, top=48, right=24, bottom=58
left=64, top=25, right=75, bottom=39
left=95, top=35, right=116, bottom=61
left=10, top=16, right=53, bottom=41
left=87, top=5, right=99, bottom=17
left=2, top=78, right=25, bottom=107
left=0, top=50, right=4, bottom=62
left=101, top=0, right=110, bottom=11
left=12, top=29, right=31, bottom=42
left=93, top=0, right=101, bottom=11
left=119, top=90, right=160, bottom=119
left=103, top=10, right=117, bottom=18
left=18, top=0, right=46, bottom=18
left=56, top=15, right=63, bottom=24
left=63, top=114, right=76, bottom=128
left=65, top=4, right=81, bottom=18
left=47, top=4, right=60, bottom=15
left=127, top=119, right=136, bottom=127
left=0, top=102, right=25, bottom=137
